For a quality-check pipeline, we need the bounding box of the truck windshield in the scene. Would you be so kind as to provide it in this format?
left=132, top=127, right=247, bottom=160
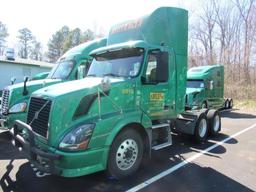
left=48, top=60, right=75, bottom=80
left=87, top=48, right=144, bottom=78
left=187, top=80, right=205, bottom=88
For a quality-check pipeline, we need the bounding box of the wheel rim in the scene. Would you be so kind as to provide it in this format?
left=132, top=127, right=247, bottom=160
left=213, top=115, right=220, bottom=132
left=225, top=101, right=229, bottom=108
left=230, top=100, right=233, bottom=108
left=116, top=139, right=138, bottom=171
left=198, top=118, right=207, bottom=138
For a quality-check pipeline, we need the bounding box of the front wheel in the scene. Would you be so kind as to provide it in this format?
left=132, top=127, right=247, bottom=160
left=107, top=128, right=143, bottom=179
left=194, top=113, right=209, bottom=143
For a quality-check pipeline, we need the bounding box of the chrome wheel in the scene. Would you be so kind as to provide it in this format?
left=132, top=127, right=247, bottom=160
left=116, top=139, right=138, bottom=171
left=198, top=118, right=207, bottom=138
left=229, top=99, right=233, bottom=108
left=213, top=114, right=220, bottom=132
left=225, top=100, right=229, bottom=108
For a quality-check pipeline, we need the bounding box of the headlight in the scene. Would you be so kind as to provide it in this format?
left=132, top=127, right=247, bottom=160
left=59, top=124, right=95, bottom=151
left=9, top=102, right=27, bottom=113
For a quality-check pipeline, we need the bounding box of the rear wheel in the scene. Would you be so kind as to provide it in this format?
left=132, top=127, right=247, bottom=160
left=228, top=98, right=233, bottom=109
left=194, top=113, right=209, bottom=143
left=207, top=109, right=221, bottom=135
left=224, top=99, right=229, bottom=109
left=107, top=128, right=143, bottom=179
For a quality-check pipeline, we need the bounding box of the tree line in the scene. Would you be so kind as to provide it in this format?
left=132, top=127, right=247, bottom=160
left=189, top=0, right=256, bottom=99
left=0, top=23, right=98, bottom=62
left=0, top=0, right=255, bottom=99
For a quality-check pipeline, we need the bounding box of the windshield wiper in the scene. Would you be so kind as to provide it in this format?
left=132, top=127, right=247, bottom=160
left=103, top=73, right=120, bottom=77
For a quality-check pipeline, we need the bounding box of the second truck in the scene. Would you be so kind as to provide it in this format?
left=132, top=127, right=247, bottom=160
left=0, top=38, right=107, bottom=129
left=185, top=64, right=233, bottom=110
left=11, top=7, right=221, bottom=179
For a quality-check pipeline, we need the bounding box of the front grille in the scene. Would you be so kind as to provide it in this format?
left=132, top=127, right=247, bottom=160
left=1, top=89, right=10, bottom=115
left=27, top=97, right=52, bottom=138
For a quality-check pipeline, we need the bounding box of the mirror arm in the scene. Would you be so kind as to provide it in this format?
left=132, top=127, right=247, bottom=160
left=23, top=77, right=29, bottom=96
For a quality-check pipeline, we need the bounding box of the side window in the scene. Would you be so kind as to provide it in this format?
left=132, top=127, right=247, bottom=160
left=146, top=54, right=157, bottom=82
left=145, top=50, right=168, bottom=83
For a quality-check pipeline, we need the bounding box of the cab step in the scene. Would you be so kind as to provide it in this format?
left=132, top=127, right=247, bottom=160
left=151, top=123, right=172, bottom=150
left=152, top=123, right=170, bottom=129
left=152, top=142, right=172, bottom=150
left=177, top=114, right=194, bottom=122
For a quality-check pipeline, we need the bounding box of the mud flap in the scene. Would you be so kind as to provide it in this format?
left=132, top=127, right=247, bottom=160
left=175, top=109, right=208, bottom=135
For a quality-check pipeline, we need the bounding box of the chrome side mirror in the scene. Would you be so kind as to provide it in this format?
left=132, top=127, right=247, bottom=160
left=11, top=77, right=16, bottom=85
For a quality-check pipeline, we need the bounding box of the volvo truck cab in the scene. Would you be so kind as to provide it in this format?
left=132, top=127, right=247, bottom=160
left=11, top=7, right=221, bottom=179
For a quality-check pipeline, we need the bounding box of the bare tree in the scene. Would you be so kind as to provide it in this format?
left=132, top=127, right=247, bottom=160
left=30, top=39, right=43, bottom=61
left=191, top=0, right=217, bottom=64
left=234, top=0, right=256, bottom=83
left=188, top=0, right=256, bottom=99
left=0, top=21, right=9, bottom=55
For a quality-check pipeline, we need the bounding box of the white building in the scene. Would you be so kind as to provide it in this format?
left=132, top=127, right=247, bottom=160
left=0, top=57, right=54, bottom=90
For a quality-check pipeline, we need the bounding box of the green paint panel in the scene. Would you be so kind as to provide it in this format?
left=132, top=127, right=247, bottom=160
left=108, top=7, right=188, bottom=55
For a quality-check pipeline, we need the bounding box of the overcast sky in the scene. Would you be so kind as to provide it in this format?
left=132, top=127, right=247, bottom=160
left=0, top=0, right=199, bottom=50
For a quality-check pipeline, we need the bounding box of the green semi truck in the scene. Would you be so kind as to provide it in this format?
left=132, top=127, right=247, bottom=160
left=11, top=7, right=221, bottom=179
left=186, top=64, right=233, bottom=110
left=0, top=38, right=107, bottom=129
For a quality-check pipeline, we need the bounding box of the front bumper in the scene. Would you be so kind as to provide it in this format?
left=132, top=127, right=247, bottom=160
left=10, top=120, right=62, bottom=175
left=10, top=120, right=108, bottom=177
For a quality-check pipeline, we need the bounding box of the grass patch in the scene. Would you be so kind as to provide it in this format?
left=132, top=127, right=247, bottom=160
left=234, top=99, right=256, bottom=112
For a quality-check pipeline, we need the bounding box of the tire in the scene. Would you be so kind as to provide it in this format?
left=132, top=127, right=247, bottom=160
left=201, top=101, right=208, bottom=109
left=207, top=109, right=221, bottom=135
left=228, top=98, right=233, bottom=109
left=194, top=113, right=209, bottom=143
left=107, top=128, right=143, bottom=179
left=224, top=99, right=229, bottom=109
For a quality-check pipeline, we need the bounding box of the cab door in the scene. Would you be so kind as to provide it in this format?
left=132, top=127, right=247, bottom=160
left=140, top=49, right=175, bottom=120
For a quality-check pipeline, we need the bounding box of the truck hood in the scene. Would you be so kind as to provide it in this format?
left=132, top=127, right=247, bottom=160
left=33, top=77, right=125, bottom=98
left=32, top=77, right=132, bottom=147
left=6, top=79, right=61, bottom=107
left=6, top=79, right=61, bottom=90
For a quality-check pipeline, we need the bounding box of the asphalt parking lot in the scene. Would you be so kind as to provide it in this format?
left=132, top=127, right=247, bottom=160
left=0, top=109, right=256, bottom=192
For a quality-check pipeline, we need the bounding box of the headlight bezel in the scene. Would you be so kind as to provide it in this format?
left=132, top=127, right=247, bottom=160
left=59, top=123, right=95, bottom=151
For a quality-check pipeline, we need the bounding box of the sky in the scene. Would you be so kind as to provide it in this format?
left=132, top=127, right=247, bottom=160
left=0, top=0, right=199, bottom=51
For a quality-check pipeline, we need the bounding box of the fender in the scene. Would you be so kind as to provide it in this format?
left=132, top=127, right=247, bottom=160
left=99, top=110, right=152, bottom=169
left=105, top=109, right=152, bottom=146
